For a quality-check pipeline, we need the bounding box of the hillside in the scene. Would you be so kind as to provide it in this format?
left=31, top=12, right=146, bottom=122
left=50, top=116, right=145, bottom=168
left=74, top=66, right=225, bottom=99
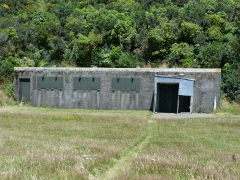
left=0, top=0, right=240, bottom=102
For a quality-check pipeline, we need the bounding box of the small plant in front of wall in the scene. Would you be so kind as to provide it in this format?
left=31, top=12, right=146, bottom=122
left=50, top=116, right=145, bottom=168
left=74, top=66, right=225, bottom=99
left=198, top=105, right=204, bottom=113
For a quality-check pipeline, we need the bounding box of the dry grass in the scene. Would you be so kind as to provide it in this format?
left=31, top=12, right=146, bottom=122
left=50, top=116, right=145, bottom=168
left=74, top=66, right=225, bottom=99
left=0, top=106, right=240, bottom=179
left=0, top=108, right=148, bottom=179
left=127, top=117, right=240, bottom=179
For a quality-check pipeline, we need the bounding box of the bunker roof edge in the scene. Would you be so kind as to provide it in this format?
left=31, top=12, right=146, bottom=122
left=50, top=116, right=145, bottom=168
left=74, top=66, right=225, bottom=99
left=14, top=67, right=221, bottom=73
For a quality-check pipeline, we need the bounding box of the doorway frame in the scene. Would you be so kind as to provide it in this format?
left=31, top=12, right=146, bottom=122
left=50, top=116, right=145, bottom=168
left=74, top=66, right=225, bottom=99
left=154, top=75, right=195, bottom=114
left=18, top=78, right=31, bottom=103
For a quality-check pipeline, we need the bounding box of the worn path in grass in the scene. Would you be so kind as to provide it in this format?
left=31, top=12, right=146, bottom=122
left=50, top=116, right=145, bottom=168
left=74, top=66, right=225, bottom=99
left=100, top=120, right=156, bottom=180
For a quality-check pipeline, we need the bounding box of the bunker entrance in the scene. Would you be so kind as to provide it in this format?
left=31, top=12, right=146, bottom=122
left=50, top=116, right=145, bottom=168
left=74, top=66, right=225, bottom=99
left=157, top=84, right=179, bottom=113
left=19, top=78, right=30, bottom=103
left=178, top=96, right=191, bottom=113
left=154, top=76, right=194, bottom=114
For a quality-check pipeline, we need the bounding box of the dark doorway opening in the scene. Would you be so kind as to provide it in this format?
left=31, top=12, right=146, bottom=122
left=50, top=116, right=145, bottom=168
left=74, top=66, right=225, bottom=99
left=157, top=83, right=179, bottom=113
left=178, top=96, right=191, bottom=113
left=19, top=78, right=30, bottom=103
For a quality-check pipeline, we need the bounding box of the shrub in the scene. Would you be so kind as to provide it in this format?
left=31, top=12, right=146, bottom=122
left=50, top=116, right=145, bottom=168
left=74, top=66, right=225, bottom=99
left=92, top=46, right=122, bottom=67
left=180, top=21, right=202, bottom=43
left=166, top=43, right=195, bottom=67
left=222, top=63, right=240, bottom=103
left=117, top=52, right=144, bottom=68
left=18, top=57, right=35, bottom=67
left=197, top=42, right=235, bottom=68
left=0, top=56, right=20, bottom=82
left=5, top=83, right=14, bottom=98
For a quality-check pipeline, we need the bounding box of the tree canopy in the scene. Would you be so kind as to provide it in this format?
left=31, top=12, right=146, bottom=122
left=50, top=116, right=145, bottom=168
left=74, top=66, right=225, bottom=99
left=0, top=0, right=240, bottom=102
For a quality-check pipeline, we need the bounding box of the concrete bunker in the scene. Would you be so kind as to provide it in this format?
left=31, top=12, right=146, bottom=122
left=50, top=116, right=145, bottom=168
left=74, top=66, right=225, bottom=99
left=14, top=67, right=221, bottom=113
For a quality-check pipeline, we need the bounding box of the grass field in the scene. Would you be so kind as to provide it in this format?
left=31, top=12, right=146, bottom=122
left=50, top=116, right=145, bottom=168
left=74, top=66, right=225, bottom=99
left=0, top=106, right=240, bottom=179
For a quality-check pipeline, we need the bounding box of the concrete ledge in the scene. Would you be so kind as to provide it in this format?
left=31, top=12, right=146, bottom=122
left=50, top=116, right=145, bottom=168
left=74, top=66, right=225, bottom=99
left=14, top=67, right=221, bottom=73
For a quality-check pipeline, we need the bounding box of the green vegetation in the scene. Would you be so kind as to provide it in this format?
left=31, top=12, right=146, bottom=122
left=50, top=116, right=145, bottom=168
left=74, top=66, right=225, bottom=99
left=216, top=97, right=240, bottom=115
left=0, top=89, right=15, bottom=106
left=0, top=106, right=239, bottom=179
left=0, top=0, right=240, bottom=102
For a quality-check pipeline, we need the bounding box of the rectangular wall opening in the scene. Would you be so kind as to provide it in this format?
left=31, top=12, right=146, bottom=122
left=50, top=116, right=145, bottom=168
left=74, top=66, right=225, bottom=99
left=37, top=77, right=63, bottom=89
left=73, top=77, right=101, bottom=90
left=19, top=78, right=30, bottom=103
left=157, top=83, right=179, bottom=113
left=178, top=96, right=191, bottom=113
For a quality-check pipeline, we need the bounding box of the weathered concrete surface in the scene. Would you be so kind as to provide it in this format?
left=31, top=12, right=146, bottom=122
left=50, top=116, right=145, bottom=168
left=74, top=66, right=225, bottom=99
left=14, top=67, right=221, bottom=113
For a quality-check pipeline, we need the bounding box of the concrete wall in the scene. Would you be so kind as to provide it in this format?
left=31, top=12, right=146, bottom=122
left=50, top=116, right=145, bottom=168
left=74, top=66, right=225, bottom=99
left=14, top=68, right=221, bottom=113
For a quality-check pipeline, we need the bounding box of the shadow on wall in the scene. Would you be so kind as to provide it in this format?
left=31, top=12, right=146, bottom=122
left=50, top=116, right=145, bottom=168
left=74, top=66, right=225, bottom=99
left=150, top=93, right=154, bottom=111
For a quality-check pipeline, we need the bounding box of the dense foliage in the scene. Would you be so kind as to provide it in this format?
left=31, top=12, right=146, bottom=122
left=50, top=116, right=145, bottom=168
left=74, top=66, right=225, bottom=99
left=0, top=0, right=240, bottom=102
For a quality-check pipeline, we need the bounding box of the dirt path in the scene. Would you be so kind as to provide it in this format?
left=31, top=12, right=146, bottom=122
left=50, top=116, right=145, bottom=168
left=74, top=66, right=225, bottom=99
left=99, top=119, right=156, bottom=180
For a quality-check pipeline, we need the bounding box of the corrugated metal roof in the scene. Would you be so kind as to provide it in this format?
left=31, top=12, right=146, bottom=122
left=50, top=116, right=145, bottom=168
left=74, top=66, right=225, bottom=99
left=155, top=75, right=195, bottom=81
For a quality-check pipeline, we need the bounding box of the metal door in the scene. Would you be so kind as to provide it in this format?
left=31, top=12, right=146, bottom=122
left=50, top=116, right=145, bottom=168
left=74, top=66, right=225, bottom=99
left=19, top=78, right=30, bottom=103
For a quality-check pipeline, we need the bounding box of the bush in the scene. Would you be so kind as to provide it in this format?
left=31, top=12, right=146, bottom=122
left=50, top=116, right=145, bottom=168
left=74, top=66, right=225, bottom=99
left=17, top=57, right=35, bottom=67
left=0, top=89, right=16, bottom=106
left=0, top=56, right=20, bottom=82
left=117, top=52, right=144, bottom=68
left=197, top=42, right=235, bottom=68
left=5, top=83, right=14, bottom=98
left=92, top=46, right=122, bottom=67
left=180, top=21, right=202, bottom=43
left=222, top=63, right=240, bottom=103
left=166, top=43, right=195, bottom=67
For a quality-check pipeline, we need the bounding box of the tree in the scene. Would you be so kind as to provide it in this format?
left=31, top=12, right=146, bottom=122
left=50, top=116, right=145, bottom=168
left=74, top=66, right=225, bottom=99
left=197, top=42, right=235, bottom=68
left=222, top=63, right=240, bottom=102
left=72, top=32, right=103, bottom=66
left=0, top=0, right=240, bottom=102
left=180, top=21, right=202, bottom=43
left=166, top=42, right=195, bottom=67
left=145, top=20, right=179, bottom=63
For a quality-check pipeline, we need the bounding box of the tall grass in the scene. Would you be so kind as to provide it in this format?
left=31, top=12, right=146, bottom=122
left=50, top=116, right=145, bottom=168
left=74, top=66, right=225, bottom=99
left=0, top=110, right=148, bottom=179
left=128, top=117, right=240, bottom=179
left=216, top=97, right=240, bottom=115
left=0, top=90, right=15, bottom=106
